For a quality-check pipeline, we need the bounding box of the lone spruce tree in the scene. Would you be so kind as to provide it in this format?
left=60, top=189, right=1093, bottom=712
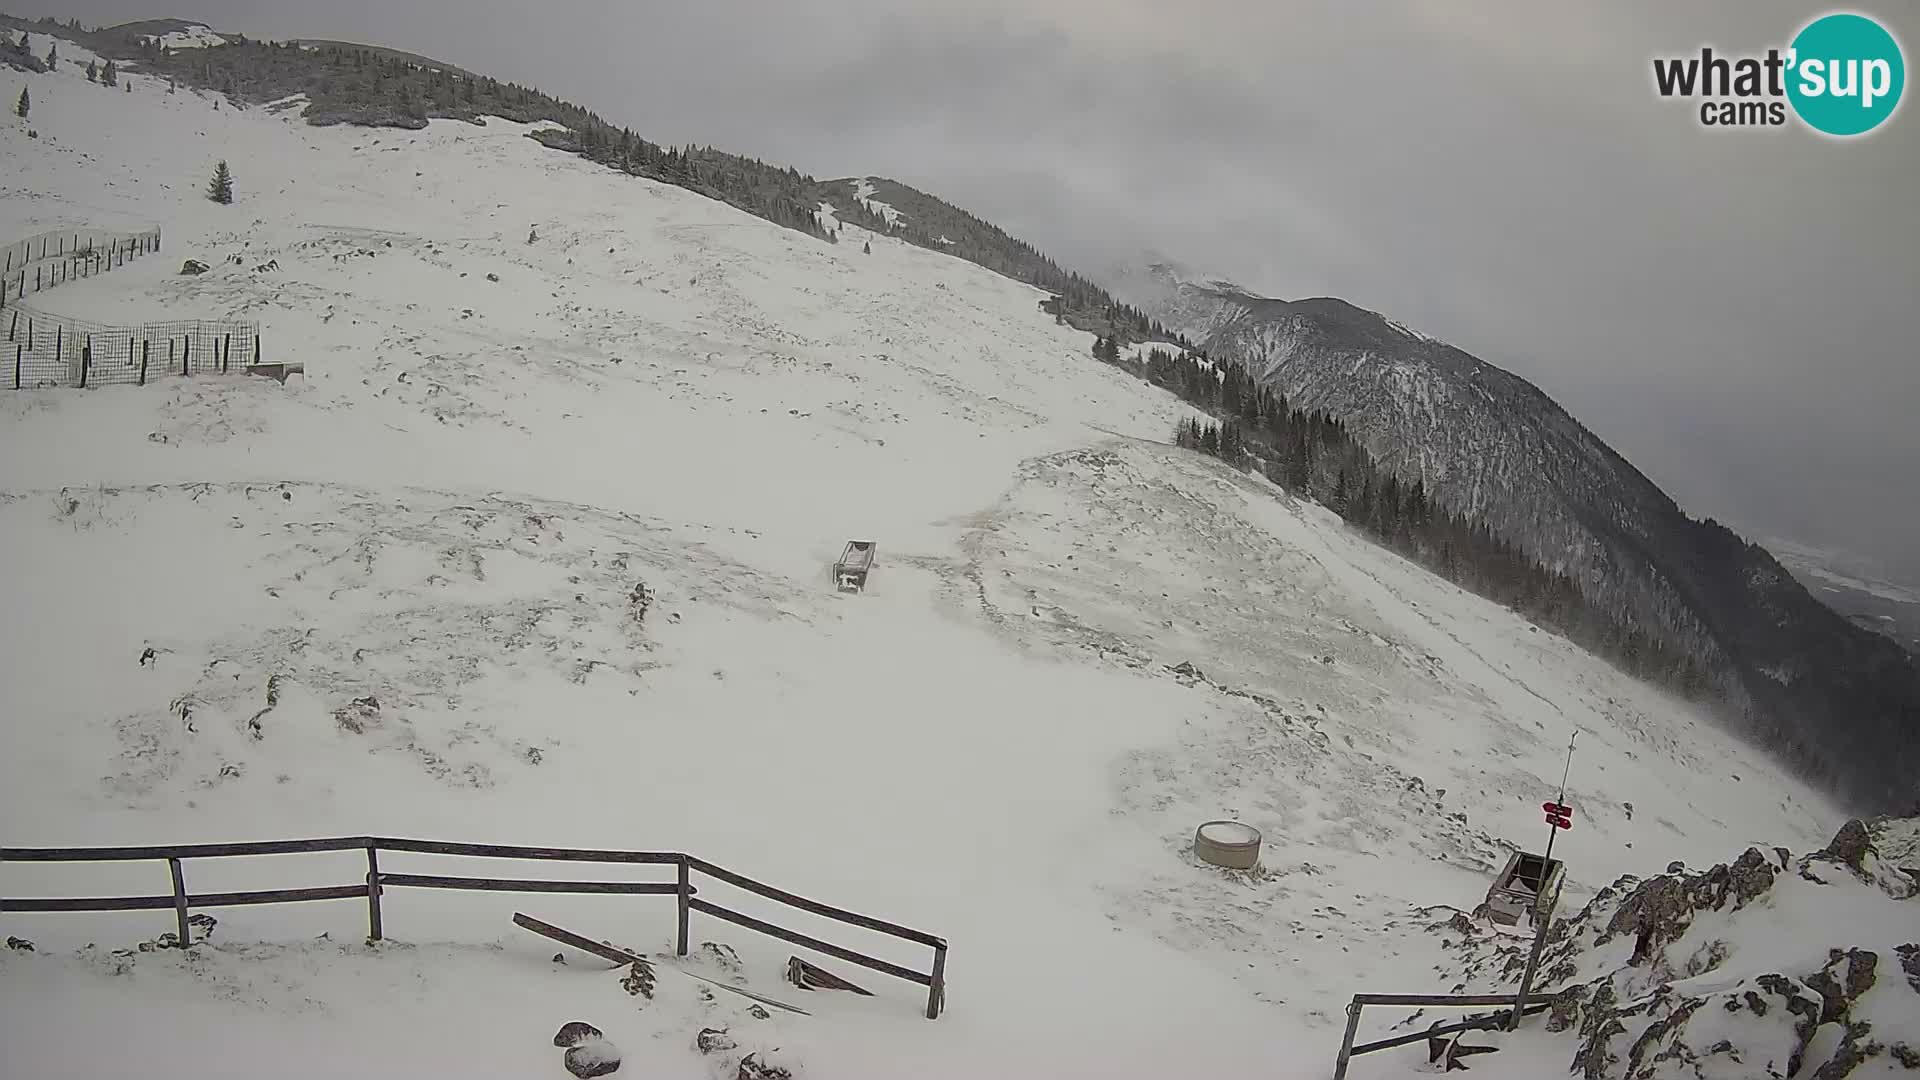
left=208, top=161, right=234, bottom=204
left=101, top=60, right=117, bottom=87
left=86, top=60, right=97, bottom=83
left=14, top=86, right=27, bottom=120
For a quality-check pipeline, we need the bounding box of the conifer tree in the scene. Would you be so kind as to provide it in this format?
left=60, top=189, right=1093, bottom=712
left=45, top=42, right=56, bottom=67
left=14, top=85, right=27, bottom=119
left=208, top=160, right=234, bottom=204
left=86, top=60, right=97, bottom=82
left=863, top=240, right=871, bottom=255
left=102, top=59, right=117, bottom=87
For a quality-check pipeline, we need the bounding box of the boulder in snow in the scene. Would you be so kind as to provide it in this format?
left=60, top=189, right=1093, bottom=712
left=179, top=259, right=209, bottom=275
left=736, top=1053, right=792, bottom=1080
left=696, top=1027, right=737, bottom=1055
left=563, top=1037, right=621, bottom=1078
left=552, top=1021, right=602, bottom=1048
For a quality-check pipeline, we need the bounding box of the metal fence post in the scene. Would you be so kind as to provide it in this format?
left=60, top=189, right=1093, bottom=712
left=1332, top=999, right=1363, bottom=1080
left=366, top=846, right=384, bottom=941
left=168, top=858, right=191, bottom=947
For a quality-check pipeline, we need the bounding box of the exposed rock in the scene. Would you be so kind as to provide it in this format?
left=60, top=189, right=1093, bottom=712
left=737, top=1053, right=793, bottom=1080
left=1898, top=944, right=1920, bottom=994
left=5, top=936, right=34, bottom=952
left=1168, top=660, right=1205, bottom=682
left=564, top=1037, right=621, bottom=1078
left=553, top=1022, right=603, bottom=1048
left=1546, top=985, right=1588, bottom=1033
left=179, top=259, right=209, bottom=275
left=333, top=695, right=381, bottom=733
left=699, top=941, right=743, bottom=974
left=1822, top=819, right=1876, bottom=871
left=1811, top=1021, right=1881, bottom=1080
left=696, top=1027, right=737, bottom=1055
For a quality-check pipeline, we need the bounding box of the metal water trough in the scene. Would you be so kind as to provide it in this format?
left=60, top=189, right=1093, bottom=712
left=834, top=540, right=876, bottom=593
left=1193, top=820, right=1261, bottom=869
left=1483, top=850, right=1565, bottom=927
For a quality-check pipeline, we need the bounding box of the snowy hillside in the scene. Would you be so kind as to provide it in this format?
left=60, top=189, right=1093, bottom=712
left=0, top=36, right=1849, bottom=1080
left=1128, top=267, right=1920, bottom=814
left=144, top=22, right=226, bottom=50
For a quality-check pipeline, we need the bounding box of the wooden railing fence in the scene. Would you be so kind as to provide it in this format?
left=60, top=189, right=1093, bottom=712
left=1, top=836, right=948, bottom=1019
left=1331, top=992, right=1557, bottom=1078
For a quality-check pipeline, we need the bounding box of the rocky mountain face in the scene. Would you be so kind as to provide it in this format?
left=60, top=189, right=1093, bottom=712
left=1434, top=817, right=1920, bottom=1079
left=1128, top=268, right=1919, bottom=811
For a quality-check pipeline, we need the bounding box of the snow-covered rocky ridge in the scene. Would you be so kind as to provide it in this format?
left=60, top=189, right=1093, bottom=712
left=1127, top=265, right=1920, bottom=815
left=0, top=34, right=1857, bottom=1080
left=1426, top=816, right=1918, bottom=1079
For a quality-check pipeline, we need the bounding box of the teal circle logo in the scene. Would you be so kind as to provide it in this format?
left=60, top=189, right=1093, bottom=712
left=1787, top=13, right=1905, bottom=136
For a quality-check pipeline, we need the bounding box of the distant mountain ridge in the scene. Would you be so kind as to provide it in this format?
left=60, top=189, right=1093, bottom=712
left=1131, top=266, right=1919, bottom=811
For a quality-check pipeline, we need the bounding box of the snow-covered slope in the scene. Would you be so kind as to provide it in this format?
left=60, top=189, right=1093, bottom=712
left=0, top=42, right=1845, bottom=1079
left=144, top=22, right=227, bottom=50
left=1129, top=265, right=1920, bottom=814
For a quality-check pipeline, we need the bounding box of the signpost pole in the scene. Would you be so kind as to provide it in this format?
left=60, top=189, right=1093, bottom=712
left=1510, top=733, right=1577, bottom=1030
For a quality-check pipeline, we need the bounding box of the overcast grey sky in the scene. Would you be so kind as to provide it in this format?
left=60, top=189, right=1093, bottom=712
left=19, top=1, right=1920, bottom=577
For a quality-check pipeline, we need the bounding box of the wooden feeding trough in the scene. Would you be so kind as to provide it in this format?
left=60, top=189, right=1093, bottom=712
left=1483, top=851, right=1565, bottom=928
left=833, top=541, right=876, bottom=593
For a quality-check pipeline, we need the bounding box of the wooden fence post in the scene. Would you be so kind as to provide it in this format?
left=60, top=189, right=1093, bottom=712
left=80, top=340, right=90, bottom=389
left=54, top=324, right=61, bottom=359
left=676, top=857, right=690, bottom=957
left=1332, top=999, right=1363, bottom=1080
left=223, top=333, right=232, bottom=373
left=253, top=335, right=261, bottom=366
left=139, top=340, right=149, bottom=386
left=926, top=943, right=947, bottom=1019
left=13, top=343, right=20, bottom=390
left=168, top=857, right=192, bottom=948
left=366, top=846, right=384, bottom=941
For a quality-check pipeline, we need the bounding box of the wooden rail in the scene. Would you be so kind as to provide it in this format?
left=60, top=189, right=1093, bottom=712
left=1, top=836, right=947, bottom=1018
left=1332, top=991, right=1559, bottom=1079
